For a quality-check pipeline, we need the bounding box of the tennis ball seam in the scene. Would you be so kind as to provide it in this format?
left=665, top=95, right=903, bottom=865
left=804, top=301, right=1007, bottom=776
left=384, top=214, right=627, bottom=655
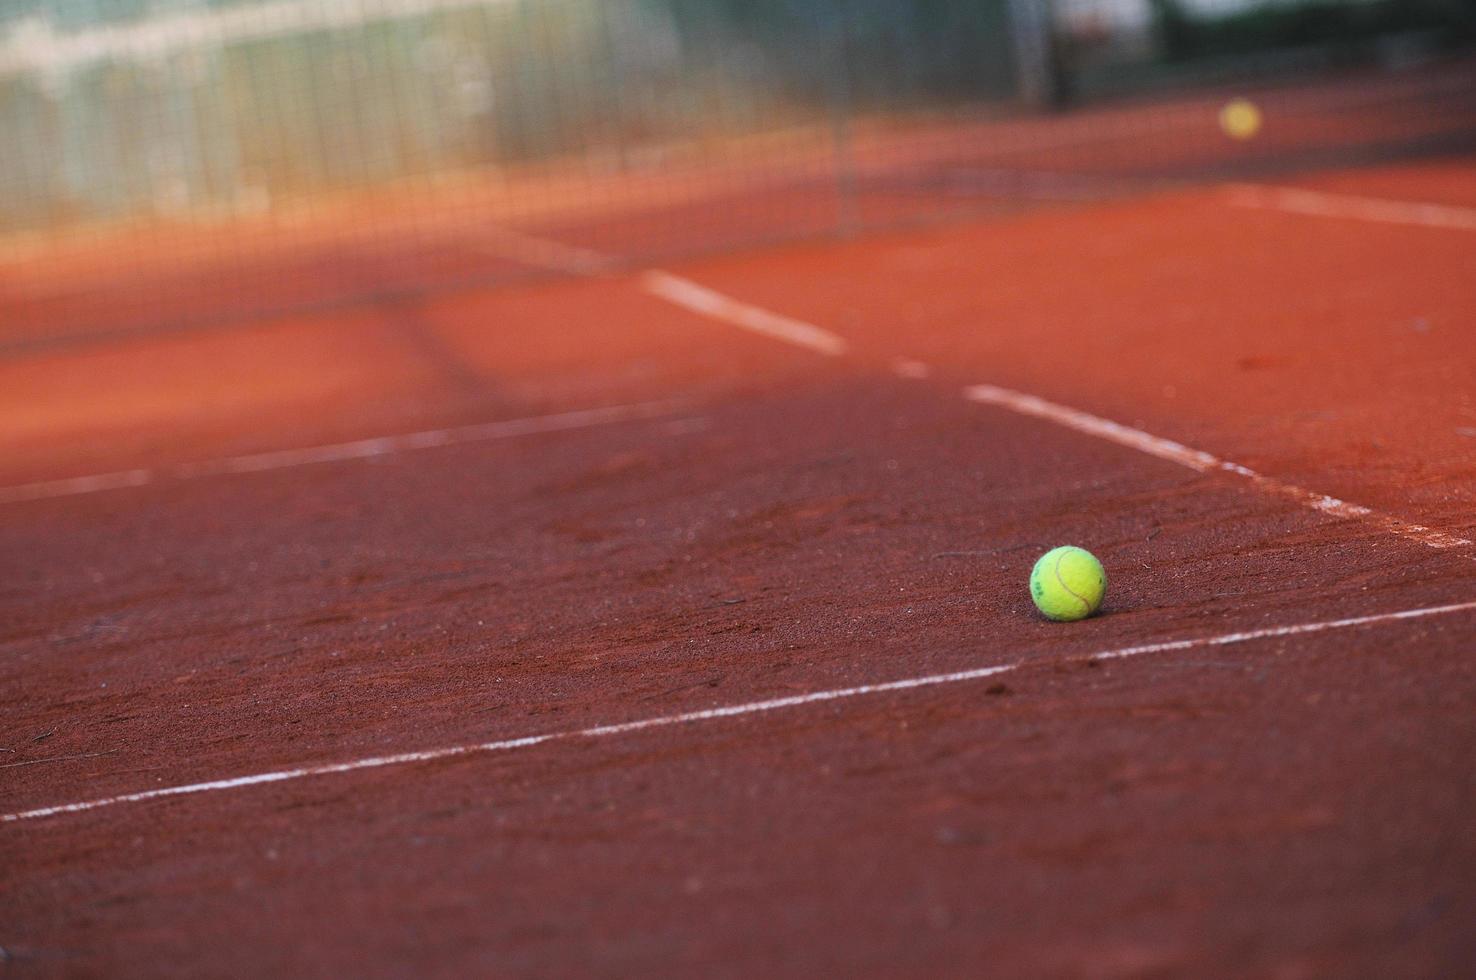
left=1052, top=549, right=1092, bottom=617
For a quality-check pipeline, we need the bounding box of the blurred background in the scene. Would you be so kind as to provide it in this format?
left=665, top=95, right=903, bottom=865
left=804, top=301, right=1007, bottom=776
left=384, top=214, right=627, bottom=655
left=1, top=0, right=1474, bottom=347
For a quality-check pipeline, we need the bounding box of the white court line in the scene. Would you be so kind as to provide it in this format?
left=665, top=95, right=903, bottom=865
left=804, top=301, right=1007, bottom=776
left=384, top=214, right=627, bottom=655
left=642, top=271, right=850, bottom=357
left=0, top=402, right=681, bottom=505
left=965, top=383, right=1471, bottom=550
left=640, top=264, right=1468, bottom=552
left=6, top=598, right=1475, bottom=824
left=475, top=226, right=615, bottom=276
left=892, top=359, right=932, bottom=380
left=1224, top=184, right=1476, bottom=232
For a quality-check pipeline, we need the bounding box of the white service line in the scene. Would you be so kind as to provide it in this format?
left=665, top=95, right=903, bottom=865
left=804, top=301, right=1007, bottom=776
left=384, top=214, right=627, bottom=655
left=642, top=271, right=850, bottom=357
left=6, top=598, right=1475, bottom=824
left=0, top=402, right=682, bottom=505
left=965, top=383, right=1471, bottom=550
left=1224, top=184, right=1476, bottom=232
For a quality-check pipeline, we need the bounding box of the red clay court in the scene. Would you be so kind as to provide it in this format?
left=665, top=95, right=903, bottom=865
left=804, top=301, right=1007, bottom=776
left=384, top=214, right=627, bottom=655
left=3, top=2, right=1476, bottom=976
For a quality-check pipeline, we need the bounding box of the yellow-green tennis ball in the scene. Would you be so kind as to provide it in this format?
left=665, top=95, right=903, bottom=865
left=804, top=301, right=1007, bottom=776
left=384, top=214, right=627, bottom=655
left=1030, top=546, right=1106, bottom=622
left=1220, top=98, right=1262, bottom=140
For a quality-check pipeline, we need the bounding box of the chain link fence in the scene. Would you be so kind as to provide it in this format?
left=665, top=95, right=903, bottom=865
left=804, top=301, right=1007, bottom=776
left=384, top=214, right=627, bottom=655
left=1, top=0, right=1473, bottom=344
left=0, top=1, right=1028, bottom=233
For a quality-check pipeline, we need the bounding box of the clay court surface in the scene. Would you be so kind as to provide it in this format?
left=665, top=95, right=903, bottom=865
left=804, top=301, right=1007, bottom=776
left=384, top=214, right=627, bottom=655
left=4, top=64, right=1476, bottom=977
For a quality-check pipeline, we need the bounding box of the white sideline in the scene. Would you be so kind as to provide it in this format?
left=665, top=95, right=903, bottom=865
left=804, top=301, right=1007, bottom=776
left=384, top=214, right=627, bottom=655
left=642, top=271, right=850, bottom=357
left=966, top=383, right=1471, bottom=550
left=0, top=401, right=680, bottom=505
left=1224, top=184, right=1476, bottom=232
left=6, top=599, right=1475, bottom=824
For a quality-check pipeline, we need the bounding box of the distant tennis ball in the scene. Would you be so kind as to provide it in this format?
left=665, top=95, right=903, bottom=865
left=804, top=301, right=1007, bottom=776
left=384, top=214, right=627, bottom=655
left=1029, top=546, right=1106, bottom=622
left=1220, top=98, right=1262, bottom=140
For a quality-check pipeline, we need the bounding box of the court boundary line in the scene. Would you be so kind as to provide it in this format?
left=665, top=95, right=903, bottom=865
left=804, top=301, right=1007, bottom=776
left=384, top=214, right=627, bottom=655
left=636, top=271, right=1470, bottom=552
left=6, top=599, right=1474, bottom=824
left=642, top=271, right=850, bottom=357
left=1224, top=184, right=1476, bottom=231
left=965, top=384, right=1472, bottom=550
left=474, top=226, right=616, bottom=276
left=0, top=401, right=683, bottom=505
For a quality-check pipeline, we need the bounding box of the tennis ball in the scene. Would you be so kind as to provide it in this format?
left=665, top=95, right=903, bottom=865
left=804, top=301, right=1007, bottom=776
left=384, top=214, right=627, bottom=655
left=1030, top=546, right=1106, bottom=622
left=1220, top=98, right=1262, bottom=140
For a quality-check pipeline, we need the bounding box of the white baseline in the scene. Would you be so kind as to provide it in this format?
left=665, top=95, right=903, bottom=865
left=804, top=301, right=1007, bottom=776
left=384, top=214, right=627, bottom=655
left=6, top=598, right=1476, bottom=824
